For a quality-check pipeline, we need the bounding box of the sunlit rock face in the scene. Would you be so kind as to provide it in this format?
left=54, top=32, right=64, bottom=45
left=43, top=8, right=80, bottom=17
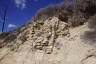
left=0, top=17, right=96, bottom=64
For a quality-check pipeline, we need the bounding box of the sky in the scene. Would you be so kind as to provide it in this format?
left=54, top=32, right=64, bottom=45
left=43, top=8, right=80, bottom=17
left=0, top=0, right=64, bottom=32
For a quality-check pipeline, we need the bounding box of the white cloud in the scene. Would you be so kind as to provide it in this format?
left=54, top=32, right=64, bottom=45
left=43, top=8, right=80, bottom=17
left=14, top=0, right=26, bottom=9
left=8, top=24, right=17, bottom=28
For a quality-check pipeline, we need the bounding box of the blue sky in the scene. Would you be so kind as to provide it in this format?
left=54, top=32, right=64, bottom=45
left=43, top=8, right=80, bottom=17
left=0, top=0, right=63, bottom=32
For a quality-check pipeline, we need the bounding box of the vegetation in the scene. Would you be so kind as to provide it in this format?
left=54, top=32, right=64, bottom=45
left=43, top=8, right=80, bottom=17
left=88, top=15, right=96, bottom=29
left=34, top=0, right=96, bottom=27
left=34, top=5, right=59, bottom=21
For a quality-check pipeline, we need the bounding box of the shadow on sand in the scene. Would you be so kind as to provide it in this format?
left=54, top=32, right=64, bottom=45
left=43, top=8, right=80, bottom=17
left=82, top=29, right=96, bottom=44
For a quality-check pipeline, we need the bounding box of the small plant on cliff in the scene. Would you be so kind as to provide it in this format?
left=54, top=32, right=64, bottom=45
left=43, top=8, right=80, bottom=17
left=34, top=5, right=59, bottom=21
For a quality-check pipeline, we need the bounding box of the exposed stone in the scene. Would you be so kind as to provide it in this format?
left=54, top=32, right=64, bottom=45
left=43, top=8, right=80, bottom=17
left=0, top=17, right=94, bottom=64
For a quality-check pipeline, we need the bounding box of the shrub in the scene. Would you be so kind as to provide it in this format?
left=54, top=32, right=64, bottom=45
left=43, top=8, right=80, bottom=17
left=74, top=0, right=96, bottom=18
left=60, top=0, right=74, bottom=12
left=34, top=5, right=59, bottom=20
left=57, top=11, right=69, bottom=22
left=88, top=15, right=96, bottom=29
left=68, top=13, right=86, bottom=27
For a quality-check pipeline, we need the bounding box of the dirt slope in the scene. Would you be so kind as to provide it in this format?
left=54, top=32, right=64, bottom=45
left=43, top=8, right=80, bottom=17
left=0, top=17, right=96, bottom=64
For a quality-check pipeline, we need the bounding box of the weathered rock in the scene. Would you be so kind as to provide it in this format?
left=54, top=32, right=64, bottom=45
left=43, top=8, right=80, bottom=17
left=0, top=17, right=95, bottom=64
left=32, top=17, right=69, bottom=53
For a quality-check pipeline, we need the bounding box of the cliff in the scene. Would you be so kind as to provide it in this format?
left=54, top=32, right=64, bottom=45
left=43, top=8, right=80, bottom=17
left=0, top=17, right=96, bottom=64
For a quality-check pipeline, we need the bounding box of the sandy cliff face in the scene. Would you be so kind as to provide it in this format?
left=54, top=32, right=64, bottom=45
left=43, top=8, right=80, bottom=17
left=0, top=17, right=96, bottom=64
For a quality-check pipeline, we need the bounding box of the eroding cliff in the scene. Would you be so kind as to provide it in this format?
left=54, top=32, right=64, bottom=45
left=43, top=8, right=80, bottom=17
left=0, top=17, right=96, bottom=64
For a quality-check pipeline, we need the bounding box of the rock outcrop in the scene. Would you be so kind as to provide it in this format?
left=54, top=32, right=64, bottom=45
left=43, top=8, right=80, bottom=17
left=0, top=17, right=96, bottom=64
